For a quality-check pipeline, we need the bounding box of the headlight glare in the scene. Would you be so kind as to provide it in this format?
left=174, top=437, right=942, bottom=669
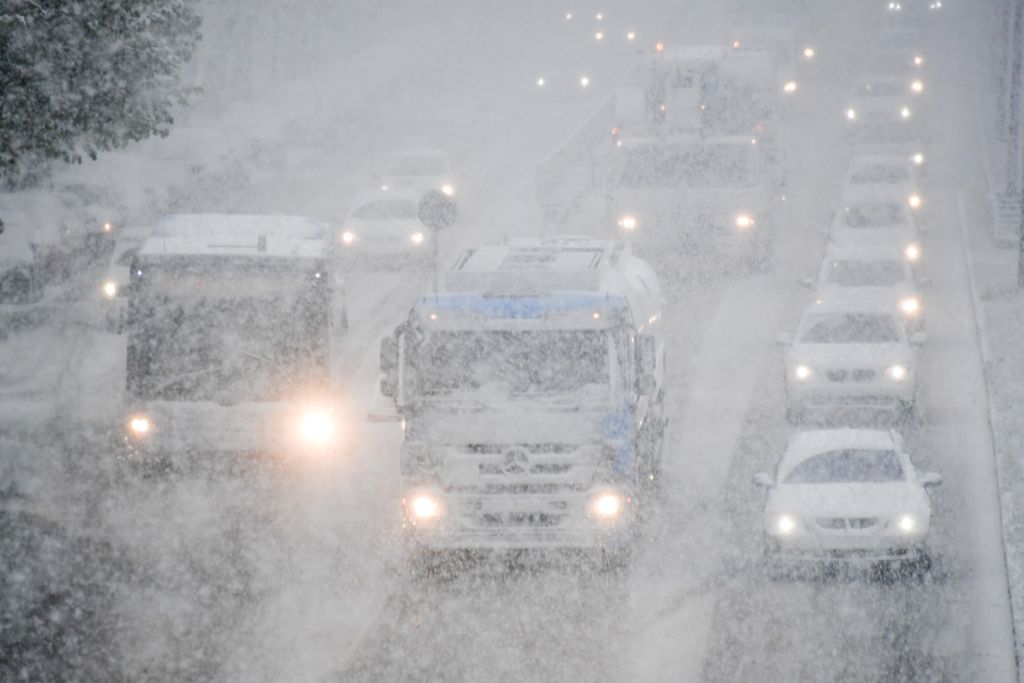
left=129, top=415, right=150, bottom=436
left=846, top=108, right=857, bottom=121
left=618, top=215, right=638, bottom=231
left=299, top=409, right=336, bottom=446
left=887, top=364, right=908, bottom=381
left=589, top=492, right=624, bottom=519
left=102, top=281, right=117, bottom=298
left=440, top=184, right=455, bottom=197
left=410, top=231, right=426, bottom=245
left=904, top=243, right=921, bottom=262
left=735, top=213, right=754, bottom=229
left=776, top=514, right=797, bottom=534
left=908, top=194, right=922, bottom=209
left=341, top=230, right=356, bottom=245
left=899, top=297, right=921, bottom=316
left=897, top=514, right=916, bottom=532
left=408, top=493, right=443, bottom=520
left=794, top=364, right=812, bottom=381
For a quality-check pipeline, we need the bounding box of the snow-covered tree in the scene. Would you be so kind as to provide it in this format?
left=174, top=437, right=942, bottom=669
left=0, top=0, right=201, bottom=187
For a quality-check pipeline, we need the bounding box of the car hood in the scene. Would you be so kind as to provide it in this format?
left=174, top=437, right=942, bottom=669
left=788, top=342, right=911, bottom=367
left=767, top=481, right=929, bottom=519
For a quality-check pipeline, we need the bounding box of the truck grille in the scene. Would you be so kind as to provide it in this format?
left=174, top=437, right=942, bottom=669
left=815, top=517, right=880, bottom=531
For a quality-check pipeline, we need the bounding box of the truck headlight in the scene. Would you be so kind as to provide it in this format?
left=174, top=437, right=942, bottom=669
left=299, top=409, right=336, bottom=446
left=407, top=492, right=444, bottom=520
left=588, top=492, right=624, bottom=519
left=618, top=215, right=638, bottom=231
left=899, top=297, right=921, bottom=316
left=904, top=243, right=922, bottom=262
left=887, top=364, right=908, bottom=381
left=128, top=415, right=151, bottom=436
left=102, top=281, right=117, bottom=298
left=794, top=365, right=812, bottom=381
left=735, top=213, right=754, bottom=229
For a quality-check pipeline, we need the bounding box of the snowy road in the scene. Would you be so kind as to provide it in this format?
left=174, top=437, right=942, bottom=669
left=1, top=1, right=1017, bottom=681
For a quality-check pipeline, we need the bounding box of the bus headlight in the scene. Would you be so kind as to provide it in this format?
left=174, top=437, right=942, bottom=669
left=794, top=364, right=812, bottom=381
left=897, top=514, right=917, bottom=533
left=775, top=514, right=797, bottom=535
left=588, top=492, right=624, bottom=520
left=299, top=409, right=336, bottom=446
left=102, top=281, right=117, bottom=298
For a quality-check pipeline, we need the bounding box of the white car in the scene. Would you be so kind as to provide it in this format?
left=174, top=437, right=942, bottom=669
left=844, top=154, right=922, bottom=214
left=808, top=245, right=925, bottom=332
left=100, top=225, right=150, bottom=331
left=338, top=189, right=433, bottom=265
left=781, top=301, right=924, bottom=420
left=844, top=76, right=919, bottom=124
left=828, top=196, right=923, bottom=264
left=849, top=117, right=927, bottom=172
left=380, top=149, right=457, bottom=203
left=753, top=428, right=941, bottom=573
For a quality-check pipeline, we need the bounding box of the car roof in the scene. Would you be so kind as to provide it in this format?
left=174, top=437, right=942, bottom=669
left=781, top=429, right=900, bottom=475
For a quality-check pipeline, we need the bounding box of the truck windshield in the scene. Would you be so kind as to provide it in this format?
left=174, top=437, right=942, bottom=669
left=617, top=145, right=755, bottom=189
left=409, top=329, right=612, bottom=400
left=127, top=261, right=329, bottom=403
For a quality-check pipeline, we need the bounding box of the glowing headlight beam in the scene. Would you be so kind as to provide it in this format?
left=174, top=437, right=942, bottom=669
left=803, top=46, right=815, bottom=59
left=899, top=297, right=921, bottom=316
left=908, top=194, right=922, bottom=209
left=341, top=231, right=356, bottom=244
left=590, top=493, right=623, bottom=519
left=618, top=215, right=638, bottom=231
left=299, top=410, right=336, bottom=446
left=783, top=81, right=798, bottom=94
left=440, top=184, right=455, bottom=197
left=735, top=214, right=754, bottom=229
left=410, top=231, right=426, bottom=245
left=904, top=243, right=922, bottom=262
left=129, top=416, right=150, bottom=435
left=776, top=515, right=796, bottom=534
left=897, top=514, right=916, bottom=532
left=794, top=365, right=812, bottom=381
left=887, top=364, right=908, bottom=381
left=102, top=281, right=117, bottom=298
left=410, top=494, right=442, bottom=519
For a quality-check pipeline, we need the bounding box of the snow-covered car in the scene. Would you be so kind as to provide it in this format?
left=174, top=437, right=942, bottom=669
left=807, top=245, right=925, bottom=332
left=753, top=428, right=942, bottom=573
left=780, top=301, right=925, bottom=420
left=338, top=189, right=433, bottom=266
left=849, top=116, right=927, bottom=172
left=827, top=196, right=923, bottom=265
left=0, top=208, right=42, bottom=304
left=99, top=225, right=150, bottom=332
left=380, top=149, right=457, bottom=204
left=843, top=154, right=923, bottom=215
left=844, top=76, right=919, bottom=125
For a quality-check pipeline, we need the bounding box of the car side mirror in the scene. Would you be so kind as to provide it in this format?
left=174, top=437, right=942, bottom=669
left=920, top=472, right=942, bottom=487
left=775, top=332, right=791, bottom=347
left=910, top=332, right=928, bottom=345
left=380, top=336, right=399, bottom=398
left=752, top=472, right=774, bottom=488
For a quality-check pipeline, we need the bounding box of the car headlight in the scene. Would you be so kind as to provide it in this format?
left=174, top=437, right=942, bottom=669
left=912, top=153, right=925, bottom=166
left=102, top=280, right=117, bottom=298
left=899, top=297, right=921, bottom=316
left=128, top=415, right=150, bottom=437
left=775, top=514, right=797, bottom=535
left=900, top=106, right=912, bottom=119
left=803, top=46, right=815, bottom=60
left=536, top=76, right=545, bottom=88
left=618, top=215, right=638, bottom=231
left=103, top=222, right=113, bottom=233
left=908, top=193, right=922, bottom=209
left=794, top=364, right=813, bottom=381
left=783, top=81, right=798, bottom=94
left=896, top=514, right=917, bottom=533
left=904, top=243, right=922, bottom=262
left=627, top=31, right=636, bottom=41
left=407, top=492, right=444, bottom=520
left=888, top=1, right=902, bottom=11
left=410, top=231, right=426, bottom=245
left=914, top=55, right=924, bottom=67
left=887, top=364, right=908, bottom=381
left=735, top=213, right=755, bottom=229
left=341, top=230, right=356, bottom=245
left=580, top=75, right=590, bottom=88
left=911, top=80, right=924, bottom=94
left=929, top=1, right=942, bottom=9
left=298, top=409, right=336, bottom=446
left=846, top=108, right=857, bottom=121
left=440, top=183, right=455, bottom=197
left=588, top=491, right=624, bottom=520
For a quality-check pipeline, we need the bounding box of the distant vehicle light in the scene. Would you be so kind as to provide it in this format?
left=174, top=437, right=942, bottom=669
left=914, top=55, right=924, bottom=66
left=565, top=11, right=572, bottom=20
left=618, top=215, right=638, bottom=231
left=580, top=75, right=590, bottom=88
left=410, top=231, right=426, bottom=245
left=904, top=243, right=922, bottom=262
left=536, top=76, right=545, bottom=87
left=912, top=153, right=925, bottom=166
left=299, top=409, right=336, bottom=447
left=887, top=364, right=908, bottom=381
left=103, top=222, right=113, bottom=232
left=794, top=365, right=812, bottom=381
left=783, top=81, right=798, bottom=94
left=897, top=514, right=917, bottom=532
left=846, top=108, right=857, bottom=121
left=341, top=231, right=356, bottom=245
left=655, top=41, right=665, bottom=53
left=732, top=40, right=741, bottom=49
left=441, top=184, right=455, bottom=197
left=803, top=46, right=815, bottom=59
left=908, top=193, right=922, bottom=209
left=627, top=31, right=636, bottom=41
left=102, top=281, right=117, bottom=298
left=129, top=416, right=150, bottom=435
left=929, top=1, right=942, bottom=9
left=595, top=31, right=604, bottom=41
left=595, top=12, right=602, bottom=21
left=911, top=79, right=924, bottom=94
left=776, top=515, right=797, bottom=534
left=589, top=492, right=623, bottom=519
left=409, top=493, right=443, bottom=519
left=735, top=213, right=754, bottom=229
left=900, top=106, right=912, bottom=119
left=900, top=297, right=921, bottom=316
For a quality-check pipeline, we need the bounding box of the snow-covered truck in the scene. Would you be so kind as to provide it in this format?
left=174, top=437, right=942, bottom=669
left=379, top=236, right=665, bottom=568
left=608, top=133, right=777, bottom=269
left=121, top=214, right=344, bottom=462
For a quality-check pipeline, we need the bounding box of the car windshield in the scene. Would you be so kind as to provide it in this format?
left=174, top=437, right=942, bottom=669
left=784, top=449, right=904, bottom=484
left=409, top=329, right=611, bottom=398
left=850, top=165, right=909, bottom=184
left=857, top=81, right=905, bottom=96
left=827, top=259, right=906, bottom=286
left=842, top=203, right=905, bottom=227
left=352, top=200, right=418, bottom=221
left=387, top=156, right=446, bottom=176
left=800, top=313, right=900, bottom=343
left=617, top=144, right=755, bottom=189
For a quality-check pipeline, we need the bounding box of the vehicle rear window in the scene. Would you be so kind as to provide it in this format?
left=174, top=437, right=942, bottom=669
left=785, top=449, right=903, bottom=484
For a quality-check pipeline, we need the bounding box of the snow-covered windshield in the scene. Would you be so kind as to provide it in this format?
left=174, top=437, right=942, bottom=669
left=850, top=165, right=909, bottom=184
left=842, top=203, right=905, bottom=227
left=409, top=329, right=612, bottom=398
left=784, top=449, right=903, bottom=483
left=352, top=200, right=418, bottom=221
left=827, top=259, right=906, bottom=286
left=387, top=157, right=446, bottom=177
left=800, top=313, right=900, bottom=344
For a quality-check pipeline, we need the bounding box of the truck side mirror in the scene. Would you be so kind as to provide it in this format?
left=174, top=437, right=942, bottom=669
left=380, top=336, right=399, bottom=398
left=638, top=334, right=657, bottom=394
